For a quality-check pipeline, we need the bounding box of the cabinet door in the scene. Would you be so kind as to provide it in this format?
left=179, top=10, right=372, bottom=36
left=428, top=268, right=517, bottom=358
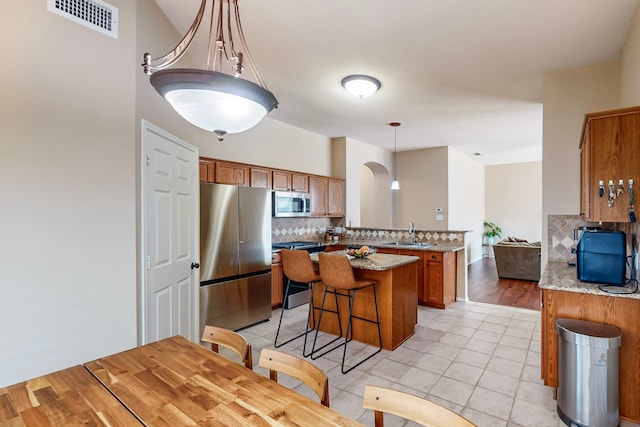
left=328, top=179, right=345, bottom=217
left=424, top=257, right=443, bottom=307
left=272, top=170, right=290, bottom=191
left=579, top=125, right=590, bottom=217
left=291, top=173, right=309, bottom=193
left=271, top=252, right=283, bottom=307
left=199, top=159, right=214, bottom=183
left=215, top=161, right=249, bottom=186
left=309, top=176, right=327, bottom=216
left=584, top=110, right=640, bottom=222
left=397, top=249, right=423, bottom=302
left=250, top=167, right=271, bottom=188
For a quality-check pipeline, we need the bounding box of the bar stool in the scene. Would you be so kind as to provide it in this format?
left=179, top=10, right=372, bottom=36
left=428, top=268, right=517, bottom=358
left=311, top=252, right=382, bottom=374
left=274, top=249, right=325, bottom=356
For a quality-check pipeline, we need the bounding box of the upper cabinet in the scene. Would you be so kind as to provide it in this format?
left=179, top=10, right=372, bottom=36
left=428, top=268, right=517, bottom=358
left=272, top=170, right=309, bottom=192
left=250, top=167, right=271, bottom=189
left=580, top=106, right=640, bottom=222
left=199, top=159, right=215, bottom=183
left=214, top=161, right=250, bottom=186
left=309, top=176, right=345, bottom=217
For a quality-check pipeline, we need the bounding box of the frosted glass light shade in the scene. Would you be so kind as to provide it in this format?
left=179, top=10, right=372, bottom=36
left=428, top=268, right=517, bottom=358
left=150, top=69, right=278, bottom=137
left=341, top=75, right=381, bottom=99
left=391, top=179, right=400, bottom=190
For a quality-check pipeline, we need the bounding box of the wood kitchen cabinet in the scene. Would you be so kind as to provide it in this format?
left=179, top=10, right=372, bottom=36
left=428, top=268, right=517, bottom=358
left=214, top=161, right=250, bottom=186
left=250, top=167, right=271, bottom=188
left=423, top=251, right=456, bottom=308
left=199, top=159, right=215, bottom=183
left=271, top=252, right=283, bottom=308
left=541, top=289, right=640, bottom=423
left=273, top=170, right=309, bottom=192
left=309, top=176, right=345, bottom=217
left=580, top=106, right=640, bottom=222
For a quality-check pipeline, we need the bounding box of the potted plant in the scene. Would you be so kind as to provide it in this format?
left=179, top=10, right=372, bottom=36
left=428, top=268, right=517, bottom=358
left=483, top=220, right=502, bottom=245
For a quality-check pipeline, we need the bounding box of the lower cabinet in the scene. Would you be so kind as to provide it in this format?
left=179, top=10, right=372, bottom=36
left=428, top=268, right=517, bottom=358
left=375, top=248, right=456, bottom=309
left=271, top=252, right=283, bottom=308
left=423, top=252, right=456, bottom=309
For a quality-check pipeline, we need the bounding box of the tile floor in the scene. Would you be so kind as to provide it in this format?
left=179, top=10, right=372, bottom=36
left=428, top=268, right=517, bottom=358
left=235, top=301, right=638, bottom=427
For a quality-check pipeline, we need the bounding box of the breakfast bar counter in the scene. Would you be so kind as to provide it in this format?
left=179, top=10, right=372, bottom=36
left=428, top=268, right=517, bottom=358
left=310, top=251, right=419, bottom=351
left=539, top=260, right=640, bottom=423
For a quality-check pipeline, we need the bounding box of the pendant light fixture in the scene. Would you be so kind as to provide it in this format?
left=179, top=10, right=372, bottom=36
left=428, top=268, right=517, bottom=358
left=142, top=0, right=278, bottom=141
left=390, top=122, right=401, bottom=190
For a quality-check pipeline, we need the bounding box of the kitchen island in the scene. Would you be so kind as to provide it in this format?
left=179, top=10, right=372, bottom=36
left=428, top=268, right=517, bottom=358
left=539, top=261, right=640, bottom=423
left=309, top=251, right=419, bottom=350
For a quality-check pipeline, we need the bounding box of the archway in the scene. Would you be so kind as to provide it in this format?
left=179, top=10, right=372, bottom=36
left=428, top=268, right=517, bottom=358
left=359, top=162, right=392, bottom=228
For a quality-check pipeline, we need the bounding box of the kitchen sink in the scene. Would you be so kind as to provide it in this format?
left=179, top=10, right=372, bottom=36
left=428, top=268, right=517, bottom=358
left=389, top=241, right=435, bottom=248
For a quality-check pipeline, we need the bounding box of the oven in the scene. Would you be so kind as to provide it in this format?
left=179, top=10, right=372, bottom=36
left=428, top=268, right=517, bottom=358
left=272, top=241, right=325, bottom=309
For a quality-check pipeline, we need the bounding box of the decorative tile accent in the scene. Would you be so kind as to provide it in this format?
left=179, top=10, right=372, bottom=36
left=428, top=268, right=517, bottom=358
left=547, top=214, right=639, bottom=262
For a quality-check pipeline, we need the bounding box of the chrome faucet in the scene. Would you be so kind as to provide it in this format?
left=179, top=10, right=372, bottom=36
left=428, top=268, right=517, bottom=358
left=408, top=221, right=417, bottom=243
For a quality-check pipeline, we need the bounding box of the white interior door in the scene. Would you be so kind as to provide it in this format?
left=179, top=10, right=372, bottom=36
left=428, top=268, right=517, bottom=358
left=141, top=120, right=198, bottom=344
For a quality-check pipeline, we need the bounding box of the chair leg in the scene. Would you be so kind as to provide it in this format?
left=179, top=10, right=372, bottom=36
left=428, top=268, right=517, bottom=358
left=310, top=285, right=344, bottom=360
left=340, top=284, right=382, bottom=374
left=275, top=279, right=311, bottom=348
left=302, top=280, right=319, bottom=357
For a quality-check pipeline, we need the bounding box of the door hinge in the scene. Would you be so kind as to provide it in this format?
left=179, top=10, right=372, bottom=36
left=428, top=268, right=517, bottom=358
left=145, top=155, right=151, bottom=166
left=146, top=256, right=151, bottom=270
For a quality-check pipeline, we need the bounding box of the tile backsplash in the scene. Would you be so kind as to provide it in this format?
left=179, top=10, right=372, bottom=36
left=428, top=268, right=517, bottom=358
left=272, top=219, right=466, bottom=244
left=547, top=214, right=638, bottom=262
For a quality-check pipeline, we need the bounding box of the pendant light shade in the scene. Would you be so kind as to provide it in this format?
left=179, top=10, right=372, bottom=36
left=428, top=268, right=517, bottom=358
left=390, top=122, right=401, bottom=190
left=150, top=69, right=277, bottom=138
left=142, top=0, right=277, bottom=140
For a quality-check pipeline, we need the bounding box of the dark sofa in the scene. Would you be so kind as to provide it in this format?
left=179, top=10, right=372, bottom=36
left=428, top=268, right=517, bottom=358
left=492, top=237, right=542, bottom=282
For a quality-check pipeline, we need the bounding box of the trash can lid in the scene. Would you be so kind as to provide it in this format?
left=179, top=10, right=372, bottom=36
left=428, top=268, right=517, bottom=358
left=556, top=318, right=622, bottom=349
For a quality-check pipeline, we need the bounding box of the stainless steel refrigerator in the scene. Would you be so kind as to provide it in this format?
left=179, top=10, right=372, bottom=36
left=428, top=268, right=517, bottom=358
left=199, top=183, right=272, bottom=332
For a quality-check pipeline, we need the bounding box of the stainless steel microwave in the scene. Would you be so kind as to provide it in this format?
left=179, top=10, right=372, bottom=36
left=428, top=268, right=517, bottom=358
left=272, top=191, right=310, bottom=217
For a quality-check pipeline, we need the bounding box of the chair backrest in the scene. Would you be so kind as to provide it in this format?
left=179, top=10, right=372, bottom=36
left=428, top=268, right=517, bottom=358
left=281, top=249, right=319, bottom=283
left=258, top=348, right=330, bottom=407
left=201, top=325, right=253, bottom=369
left=318, top=252, right=356, bottom=289
left=362, top=385, right=476, bottom=427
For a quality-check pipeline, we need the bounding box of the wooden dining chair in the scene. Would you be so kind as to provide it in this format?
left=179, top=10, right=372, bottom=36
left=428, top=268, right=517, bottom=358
left=258, top=348, right=330, bottom=407
left=201, top=325, right=253, bottom=369
left=362, top=385, right=476, bottom=427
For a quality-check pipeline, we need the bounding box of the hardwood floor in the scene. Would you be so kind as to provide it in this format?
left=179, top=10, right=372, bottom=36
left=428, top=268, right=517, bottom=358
left=467, top=258, right=541, bottom=311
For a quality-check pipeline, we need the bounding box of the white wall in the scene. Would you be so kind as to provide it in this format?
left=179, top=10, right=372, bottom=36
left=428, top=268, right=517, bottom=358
left=342, top=137, right=394, bottom=227
left=541, top=61, right=620, bottom=266
left=448, top=148, right=485, bottom=263
left=485, top=162, right=542, bottom=244
left=621, top=5, right=640, bottom=107
left=394, top=147, right=449, bottom=229
left=0, top=0, right=137, bottom=386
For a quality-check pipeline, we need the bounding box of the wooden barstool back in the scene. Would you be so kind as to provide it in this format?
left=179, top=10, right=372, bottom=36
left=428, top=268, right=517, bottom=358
left=259, top=348, right=330, bottom=407
left=311, top=252, right=382, bottom=374
left=362, top=385, right=477, bottom=427
left=201, top=325, right=253, bottom=369
left=274, top=249, right=322, bottom=356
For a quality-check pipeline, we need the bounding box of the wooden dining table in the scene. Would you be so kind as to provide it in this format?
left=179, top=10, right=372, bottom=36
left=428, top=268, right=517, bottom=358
left=85, top=335, right=364, bottom=426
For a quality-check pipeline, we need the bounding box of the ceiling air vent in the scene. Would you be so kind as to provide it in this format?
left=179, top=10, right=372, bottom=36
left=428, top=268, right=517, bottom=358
left=47, top=0, right=118, bottom=39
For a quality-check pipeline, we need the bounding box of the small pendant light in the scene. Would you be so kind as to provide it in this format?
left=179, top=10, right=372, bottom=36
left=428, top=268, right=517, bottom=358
left=390, top=122, right=401, bottom=190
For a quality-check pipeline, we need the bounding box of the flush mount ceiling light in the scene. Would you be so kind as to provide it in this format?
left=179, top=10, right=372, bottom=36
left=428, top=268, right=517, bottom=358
left=142, top=0, right=277, bottom=141
left=341, top=75, right=381, bottom=99
left=390, top=122, right=401, bottom=190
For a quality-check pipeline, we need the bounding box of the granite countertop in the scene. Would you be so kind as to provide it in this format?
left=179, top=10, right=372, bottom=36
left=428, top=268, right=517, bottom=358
left=309, top=251, right=419, bottom=271
left=333, top=239, right=464, bottom=253
left=539, top=260, right=640, bottom=299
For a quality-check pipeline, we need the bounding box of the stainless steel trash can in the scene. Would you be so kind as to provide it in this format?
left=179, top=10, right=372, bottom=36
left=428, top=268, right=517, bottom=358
left=556, top=318, right=622, bottom=427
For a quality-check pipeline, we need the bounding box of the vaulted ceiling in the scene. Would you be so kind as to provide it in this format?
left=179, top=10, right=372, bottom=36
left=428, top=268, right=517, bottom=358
left=153, top=0, right=637, bottom=164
